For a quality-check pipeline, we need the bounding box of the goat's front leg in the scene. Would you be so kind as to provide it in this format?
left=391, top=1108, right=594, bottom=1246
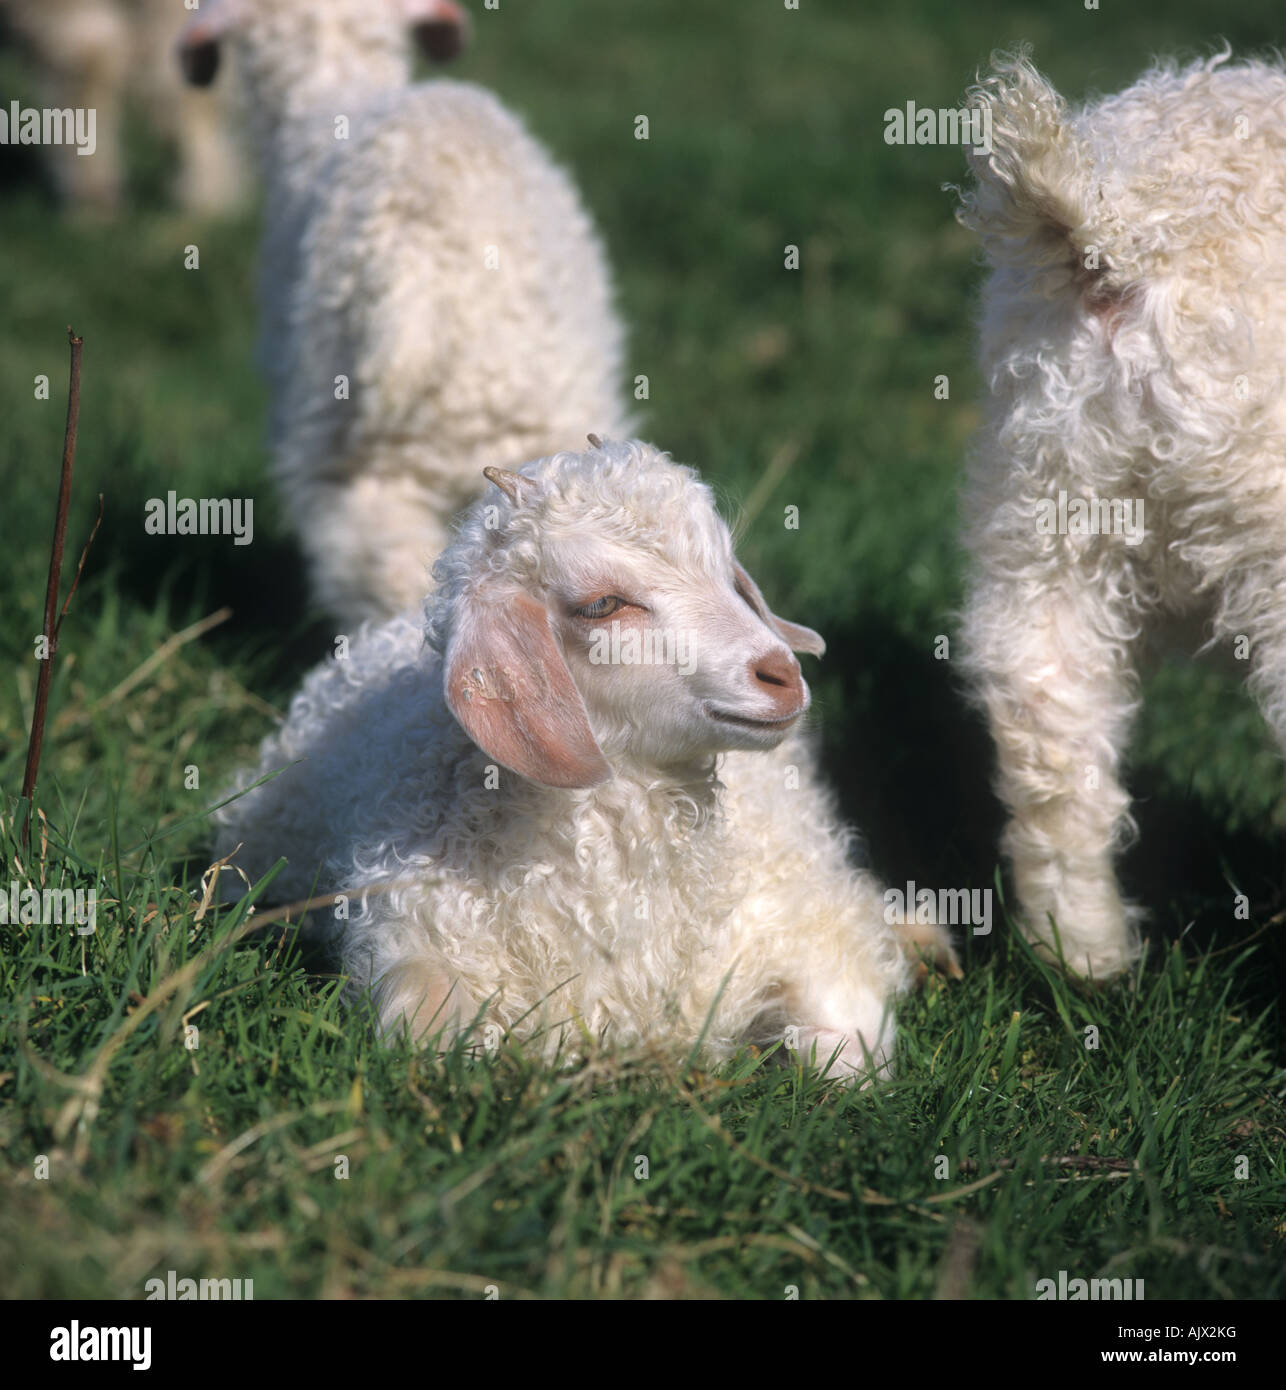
left=371, top=955, right=475, bottom=1047
left=774, top=895, right=909, bottom=1085
left=895, top=919, right=963, bottom=982
left=782, top=976, right=899, bottom=1086
left=963, top=571, right=1144, bottom=978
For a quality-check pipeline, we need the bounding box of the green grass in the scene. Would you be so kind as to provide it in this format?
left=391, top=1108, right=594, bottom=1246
left=1, top=0, right=1283, bottom=1300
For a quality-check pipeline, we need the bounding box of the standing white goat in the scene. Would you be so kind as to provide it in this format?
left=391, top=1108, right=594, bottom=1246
left=2, top=0, right=247, bottom=214
left=178, top=0, right=632, bottom=628
left=957, top=50, right=1286, bottom=978
left=215, top=440, right=956, bottom=1081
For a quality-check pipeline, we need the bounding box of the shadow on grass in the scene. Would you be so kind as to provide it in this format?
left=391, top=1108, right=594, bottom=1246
left=813, top=612, right=1001, bottom=895
left=95, top=470, right=337, bottom=689
left=816, top=611, right=1285, bottom=1025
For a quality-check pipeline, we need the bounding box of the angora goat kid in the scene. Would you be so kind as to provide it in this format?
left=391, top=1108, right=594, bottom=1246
left=179, top=0, right=631, bottom=627
left=4, top=0, right=247, bottom=215
left=216, top=440, right=954, bottom=1081
left=957, top=50, right=1286, bottom=978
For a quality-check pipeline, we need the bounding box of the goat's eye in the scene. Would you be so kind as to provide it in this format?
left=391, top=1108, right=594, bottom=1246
left=574, top=595, right=625, bottom=620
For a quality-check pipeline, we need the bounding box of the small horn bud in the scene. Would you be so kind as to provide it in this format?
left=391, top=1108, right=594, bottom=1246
left=482, top=466, right=538, bottom=506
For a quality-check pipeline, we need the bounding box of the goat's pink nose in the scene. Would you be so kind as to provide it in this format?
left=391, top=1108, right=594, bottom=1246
left=750, top=649, right=804, bottom=713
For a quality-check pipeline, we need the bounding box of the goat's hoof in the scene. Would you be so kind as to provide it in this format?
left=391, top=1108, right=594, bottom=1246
left=898, top=922, right=963, bottom=984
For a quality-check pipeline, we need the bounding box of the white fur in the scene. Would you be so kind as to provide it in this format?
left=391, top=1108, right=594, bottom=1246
left=215, top=440, right=953, bottom=1081
left=957, top=50, right=1286, bottom=977
left=181, top=0, right=631, bottom=627
left=4, top=0, right=247, bottom=214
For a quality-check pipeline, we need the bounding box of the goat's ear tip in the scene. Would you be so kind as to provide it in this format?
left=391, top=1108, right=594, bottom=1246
left=786, top=624, right=825, bottom=658
left=411, top=0, right=471, bottom=63
left=178, top=36, right=221, bottom=87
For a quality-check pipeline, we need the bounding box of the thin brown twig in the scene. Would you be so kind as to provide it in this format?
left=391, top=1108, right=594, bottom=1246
left=54, top=492, right=103, bottom=637
left=1205, top=907, right=1285, bottom=959
left=20, top=328, right=84, bottom=847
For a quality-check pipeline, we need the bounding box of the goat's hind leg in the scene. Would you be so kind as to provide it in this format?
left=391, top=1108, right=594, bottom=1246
left=964, top=574, right=1144, bottom=978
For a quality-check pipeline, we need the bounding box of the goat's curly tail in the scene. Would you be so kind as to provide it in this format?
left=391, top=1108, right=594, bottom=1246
left=955, top=49, right=1135, bottom=293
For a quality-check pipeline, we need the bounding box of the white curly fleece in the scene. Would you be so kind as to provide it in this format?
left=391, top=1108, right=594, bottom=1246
left=957, top=50, right=1286, bottom=977
left=184, top=0, right=631, bottom=625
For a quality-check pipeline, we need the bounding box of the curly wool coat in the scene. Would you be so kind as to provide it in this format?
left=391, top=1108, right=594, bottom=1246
left=181, top=0, right=632, bottom=626
left=957, top=51, right=1286, bottom=976
left=215, top=441, right=924, bottom=1080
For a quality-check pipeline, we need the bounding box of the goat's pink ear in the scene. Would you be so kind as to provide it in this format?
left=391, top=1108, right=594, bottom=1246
left=177, top=0, right=237, bottom=87
left=734, top=562, right=825, bottom=657
left=445, top=591, right=611, bottom=788
left=405, top=0, right=471, bottom=62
